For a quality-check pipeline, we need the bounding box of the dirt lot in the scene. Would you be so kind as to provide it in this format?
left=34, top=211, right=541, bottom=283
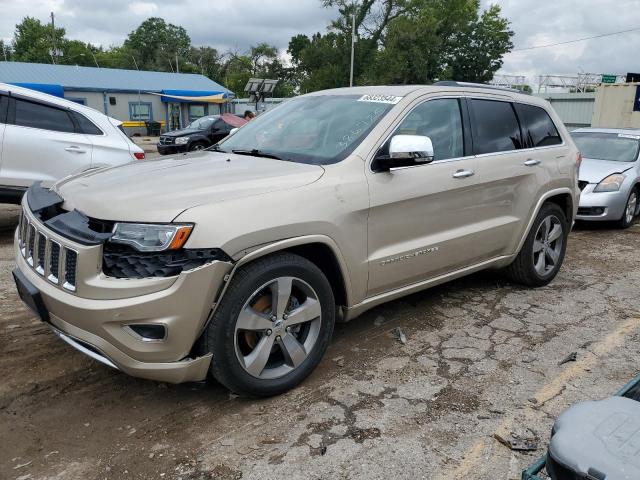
left=2, top=204, right=640, bottom=480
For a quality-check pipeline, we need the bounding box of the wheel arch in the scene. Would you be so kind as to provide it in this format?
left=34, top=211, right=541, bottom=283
left=515, top=188, right=575, bottom=255
left=214, top=235, right=353, bottom=317
left=187, top=135, right=211, bottom=149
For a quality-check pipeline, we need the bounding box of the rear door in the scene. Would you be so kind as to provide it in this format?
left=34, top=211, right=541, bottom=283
left=2, top=95, right=94, bottom=188
left=467, top=97, right=565, bottom=255
left=466, top=97, right=536, bottom=255
left=72, top=111, right=132, bottom=167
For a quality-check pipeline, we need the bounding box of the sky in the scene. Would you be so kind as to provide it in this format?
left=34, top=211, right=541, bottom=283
left=1, top=0, right=639, bottom=85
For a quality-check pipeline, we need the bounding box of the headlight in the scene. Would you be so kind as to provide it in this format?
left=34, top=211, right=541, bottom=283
left=110, top=223, right=193, bottom=251
left=594, top=173, right=625, bottom=192
left=175, top=137, right=190, bottom=145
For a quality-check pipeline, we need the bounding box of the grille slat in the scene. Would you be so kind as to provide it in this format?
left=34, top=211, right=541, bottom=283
left=63, top=249, right=77, bottom=291
left=48, top=241, right=61, bottom=284
left=27, top=224, right=35, bottom=266
left=36, top=233, right=46, bottom=275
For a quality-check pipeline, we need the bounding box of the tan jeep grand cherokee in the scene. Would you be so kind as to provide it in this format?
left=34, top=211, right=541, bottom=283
left=13, top=83, right=580, bottom=396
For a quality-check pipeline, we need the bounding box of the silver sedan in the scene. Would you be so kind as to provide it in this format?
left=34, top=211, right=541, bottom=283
left=572, top=128, right=640, bottom=228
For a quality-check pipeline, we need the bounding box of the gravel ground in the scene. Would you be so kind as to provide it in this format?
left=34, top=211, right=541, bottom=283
left=1, top=204, right=639, bottom=480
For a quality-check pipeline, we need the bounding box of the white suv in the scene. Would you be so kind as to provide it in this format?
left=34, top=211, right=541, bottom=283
left=0, top=83, right=145, bottom=203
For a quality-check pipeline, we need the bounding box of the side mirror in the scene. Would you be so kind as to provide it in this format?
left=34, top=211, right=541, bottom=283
left=372, top=135, right=435, bottom=172
left=229, top=128, right=239, bottom=136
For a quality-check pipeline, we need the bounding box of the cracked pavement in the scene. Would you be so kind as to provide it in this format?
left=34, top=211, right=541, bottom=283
left=1, top=204, right=640, bottom=480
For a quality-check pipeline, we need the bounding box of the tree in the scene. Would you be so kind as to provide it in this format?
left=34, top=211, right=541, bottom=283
left=123, top=17, right=191, bottom=71
left=12, top=16, right=65, bottom=64
left=288, top=0, right=513, bottom=91
left=443, top=4, right=514, bottom=83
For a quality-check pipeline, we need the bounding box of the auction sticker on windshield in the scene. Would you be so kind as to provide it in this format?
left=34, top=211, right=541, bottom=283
left=358, top=94, right=403, bottom=104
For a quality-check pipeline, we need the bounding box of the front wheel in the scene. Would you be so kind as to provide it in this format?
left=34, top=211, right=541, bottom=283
left=503, top=202, right=568, bottom=287
left=188, top=141, right=208, bottom=152
left=617, top=189, right=638, bottom=229
left=204, top=253, right=335, bottom=396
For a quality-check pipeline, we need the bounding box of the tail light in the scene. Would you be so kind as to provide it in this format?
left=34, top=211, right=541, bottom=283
left=133, top=152, right=145, bottom=160
left=576, top=152, right=582, bottom=168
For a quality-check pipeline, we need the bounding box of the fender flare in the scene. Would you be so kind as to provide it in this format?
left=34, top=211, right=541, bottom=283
left=515, top=187, right=575, bottom=255
left=211, top=235, right=354, bottom=316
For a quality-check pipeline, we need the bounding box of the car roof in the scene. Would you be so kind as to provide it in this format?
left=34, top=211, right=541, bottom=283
left=572, top=127, right=640, bottom=135
left=0, top=81, right=105, bottom=118
left=305, top=84, right=537, bottom=103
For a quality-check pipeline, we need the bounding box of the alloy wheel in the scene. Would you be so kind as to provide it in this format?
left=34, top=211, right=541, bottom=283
left=625, top=191, right=637, bottom=225
left=234, top=277, right=322, bottom=379
left=532, top=215, right=563, bottom=277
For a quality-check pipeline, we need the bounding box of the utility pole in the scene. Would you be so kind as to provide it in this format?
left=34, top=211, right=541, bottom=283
left=50, top=12, right=57, bottom=64
left=176, top=53, right=179, bottom=73
left=349, top=2, right=356, bottom=87
left=89, top=50, right=99, bottom=68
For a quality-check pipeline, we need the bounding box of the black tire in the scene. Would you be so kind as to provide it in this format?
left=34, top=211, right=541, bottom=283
left=616, top=188, right=638, bottom=229
left=204, top=252, right=335, bottom=396
left=188, top=141, right=208, bottom=152
left=503, top=202, right=568, bottom=287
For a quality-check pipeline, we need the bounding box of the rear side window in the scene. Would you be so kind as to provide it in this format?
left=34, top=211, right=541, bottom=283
left=13, top=98, right=76, bottom=133
left=470, top=99, right=522, bottom=154
left=72, top=111, right=103, bottom=135
left=0, top=95, right=9, bottom=123
left=0, top=95, right=7, bottom=124
left=515, top=103, right=562, bottom=148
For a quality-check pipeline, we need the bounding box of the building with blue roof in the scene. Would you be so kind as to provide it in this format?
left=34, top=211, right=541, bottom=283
left=0, top=61, right=234, bottom=133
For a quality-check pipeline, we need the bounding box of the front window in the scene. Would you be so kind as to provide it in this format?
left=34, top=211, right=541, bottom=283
left=572, top=132, right=640, bottom=162
left=217, top=94, right=397, bottom=165
left=187, top=116, right=218, bottom=130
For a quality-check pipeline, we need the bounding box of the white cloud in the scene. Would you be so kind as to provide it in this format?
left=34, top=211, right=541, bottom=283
left=128, top=2, right=158, bottom=16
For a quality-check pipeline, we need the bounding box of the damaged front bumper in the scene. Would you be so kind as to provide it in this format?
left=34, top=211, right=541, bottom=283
left=14, top=184, right=234, bottom=384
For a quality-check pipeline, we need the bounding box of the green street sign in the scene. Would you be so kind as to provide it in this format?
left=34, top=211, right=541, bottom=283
left=601, top=74, right=617, bottom=84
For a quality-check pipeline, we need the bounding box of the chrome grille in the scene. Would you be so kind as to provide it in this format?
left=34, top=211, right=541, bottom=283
left=17, top=211, right=78, bottom=293
left=159, top=136, right=174, bottom=145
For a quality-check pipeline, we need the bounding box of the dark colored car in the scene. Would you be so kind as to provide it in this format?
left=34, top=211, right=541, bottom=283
left=157, top=115, right=243, bottom=155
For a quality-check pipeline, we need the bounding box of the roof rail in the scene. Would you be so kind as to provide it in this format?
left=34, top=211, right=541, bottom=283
left=433, top=80, right=530, bottom=95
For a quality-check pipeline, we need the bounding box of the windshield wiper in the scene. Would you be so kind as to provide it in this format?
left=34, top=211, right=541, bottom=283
left=232, top=149, right=283, bottom=160
left=209, top=144, right=227, bottom=152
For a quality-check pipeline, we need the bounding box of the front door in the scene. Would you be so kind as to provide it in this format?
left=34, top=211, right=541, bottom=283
left=366, top=97, right=490, bottom=296
left=2, top=96, right=93, bottom=188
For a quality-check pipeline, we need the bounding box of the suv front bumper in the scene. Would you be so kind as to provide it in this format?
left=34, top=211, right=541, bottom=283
left=14, top=216, right=233, bottom=384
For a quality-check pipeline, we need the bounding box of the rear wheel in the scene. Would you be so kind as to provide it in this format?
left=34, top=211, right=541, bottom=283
left=205, top=253, right=335, bottom=396
left=504, top=202, right=568, bottom=287
left=617, top=189, right=638, bottom=229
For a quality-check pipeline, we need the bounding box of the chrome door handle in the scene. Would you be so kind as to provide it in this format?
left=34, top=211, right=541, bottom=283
left=65, top=146, right=86, bottom=153
left=524, top=159, right=541, bottom=166
left=452, top=169, right=474, bottom=179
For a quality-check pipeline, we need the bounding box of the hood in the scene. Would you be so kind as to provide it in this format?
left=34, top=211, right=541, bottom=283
left=54, top=152, right=325, bottom=222
left=162, top=128, right=203, bottom=138
left=579, top=157, right=635, bottom=183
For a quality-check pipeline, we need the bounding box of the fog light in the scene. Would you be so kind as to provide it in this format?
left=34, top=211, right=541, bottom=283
left=127, top=324, right=166, bottom=341
left=593, top=207, right=604, bottom=215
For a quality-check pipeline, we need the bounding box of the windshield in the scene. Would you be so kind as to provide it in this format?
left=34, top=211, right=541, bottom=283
left=187, top=116, right=218, bottom=130
left=572, top=132, right=640, bottom=162
left=217, top=95, right=397, bottom=165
